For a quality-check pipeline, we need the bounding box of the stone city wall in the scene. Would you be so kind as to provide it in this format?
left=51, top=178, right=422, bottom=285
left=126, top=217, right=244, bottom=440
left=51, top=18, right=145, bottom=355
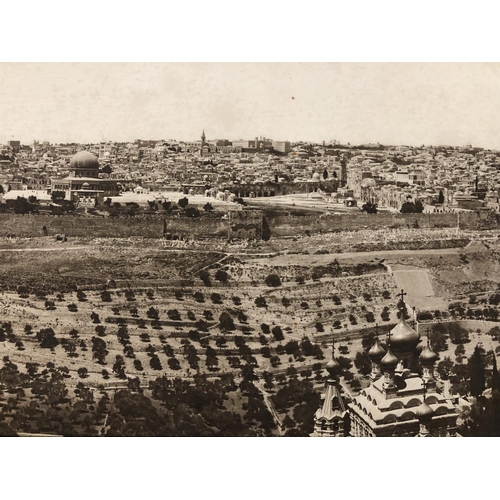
left=0, top=210, right=496, bottom=240
left=268, top=210, right=498, bottom=237
left=0, top=211, right=261, bottom=240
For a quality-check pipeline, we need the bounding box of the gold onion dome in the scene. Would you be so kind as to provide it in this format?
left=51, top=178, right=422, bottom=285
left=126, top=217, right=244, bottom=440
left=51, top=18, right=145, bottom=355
left=389, top=315, right=420, bottom=353
left=381, top=348, right=398, bottom=370
left=368, top=338, right=386, bottom=361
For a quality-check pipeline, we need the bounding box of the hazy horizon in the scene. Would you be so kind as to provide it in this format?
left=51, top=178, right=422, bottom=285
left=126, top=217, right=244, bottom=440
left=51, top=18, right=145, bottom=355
left=1, top=62, right=500, bottom=148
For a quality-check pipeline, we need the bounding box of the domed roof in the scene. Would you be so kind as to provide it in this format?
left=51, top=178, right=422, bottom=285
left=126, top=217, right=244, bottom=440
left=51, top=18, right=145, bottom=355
left=381, top=348, right=398, bottom=370
left=326, top=345, right=340, bottom=378
left=416, top=401, right=434, bottom=421
left=368, top=338, right=386, bottom=361
left=420, top=344, right=439, bottom=364
left=70, top=151, right=99, bottom=170
left=389, top=316, right=420, bottom=353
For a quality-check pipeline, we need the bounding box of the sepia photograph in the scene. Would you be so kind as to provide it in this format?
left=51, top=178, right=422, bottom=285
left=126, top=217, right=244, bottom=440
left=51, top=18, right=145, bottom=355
left=1, top=61, right=500, bottom=439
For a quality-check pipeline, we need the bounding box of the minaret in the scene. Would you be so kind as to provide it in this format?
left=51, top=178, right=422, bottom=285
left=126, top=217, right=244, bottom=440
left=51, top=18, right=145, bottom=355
left=311, top=342, right=348, bottom=437
left=200, top=130, right=206, bottom=157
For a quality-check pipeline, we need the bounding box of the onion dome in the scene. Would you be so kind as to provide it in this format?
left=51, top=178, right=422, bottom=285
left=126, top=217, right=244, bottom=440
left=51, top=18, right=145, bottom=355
left=415, top=401, right=434, bottom=421
left=381, top=348, right=398, bottom=370
left=420, top=344, right=438, bottom=365
left=326, top=356, right=340, bottom=378
left=389, top=316, right=420, bottom=354
left=368, top=338, right=386, bottom=362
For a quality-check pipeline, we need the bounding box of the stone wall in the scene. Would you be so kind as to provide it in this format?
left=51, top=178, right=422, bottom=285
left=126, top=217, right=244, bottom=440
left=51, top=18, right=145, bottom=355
left=0, top=209, right=496, bottom=240
left=0, top=211, right=262, bottom=240
left=268, top=210, right=498, bottom=237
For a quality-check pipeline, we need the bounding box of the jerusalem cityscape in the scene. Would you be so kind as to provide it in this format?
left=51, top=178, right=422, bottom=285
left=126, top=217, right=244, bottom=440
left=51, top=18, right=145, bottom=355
left=1, top=63, right=500, bottom=437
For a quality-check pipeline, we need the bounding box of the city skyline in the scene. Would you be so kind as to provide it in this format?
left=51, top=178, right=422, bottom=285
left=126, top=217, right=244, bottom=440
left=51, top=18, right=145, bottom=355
left=2, top=63, right=500, bottom=148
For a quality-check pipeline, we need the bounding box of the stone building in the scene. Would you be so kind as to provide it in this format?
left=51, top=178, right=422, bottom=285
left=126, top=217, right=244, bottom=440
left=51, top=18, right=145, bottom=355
left=313, top=292, right=458, bottom=437
left=50, top=151, right=120, bottom=203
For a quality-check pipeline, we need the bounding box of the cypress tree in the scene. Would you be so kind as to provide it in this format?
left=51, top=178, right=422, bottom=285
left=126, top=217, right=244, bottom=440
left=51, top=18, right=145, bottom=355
left=492, top=355, right=500, bottom=393
left=469, top=345, right=486, bottom=398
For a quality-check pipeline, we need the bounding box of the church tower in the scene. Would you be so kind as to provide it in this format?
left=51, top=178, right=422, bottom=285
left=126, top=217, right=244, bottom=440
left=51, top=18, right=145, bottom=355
left=311, top=343, right=349, bottom=437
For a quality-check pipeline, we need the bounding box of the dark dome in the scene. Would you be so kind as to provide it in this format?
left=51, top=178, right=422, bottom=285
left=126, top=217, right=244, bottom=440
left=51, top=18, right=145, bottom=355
left=389, top=317, right=420, bottom=353
left=420, top=345, right=438, bottom=364
left=326, top=356, right=340, bottom=378
left=70, top=151, right=99, bottom=170
left=381, top=349, right=398, bottom=370
left=368, top=338, right=386, bottom=361
left=416, top=401, right=434, bottom=421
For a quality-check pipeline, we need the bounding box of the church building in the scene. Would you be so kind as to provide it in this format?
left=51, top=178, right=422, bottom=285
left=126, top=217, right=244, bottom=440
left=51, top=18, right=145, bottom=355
left=313, top=291, right=459, bottom=437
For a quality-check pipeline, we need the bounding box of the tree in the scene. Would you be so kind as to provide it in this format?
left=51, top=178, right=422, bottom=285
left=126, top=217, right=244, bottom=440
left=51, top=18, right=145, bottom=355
left=450, top=326, right=470, bottom=345
left=261, top=217, right=271, bottom=241
left=95, top=325, right=106, bottom=337
left=264, top=273, right=281, bottom=287
left=272, top=326, right=284, bottom=341
left=215, top=269, right=229, bottom=284
left=255, top=296, right=267, bottom=308
left=51, top=191, right=66, bottom=203
left=210, top=293, right=222, bottom=304
left=361, top=202, right=378, bottom=214
left=113, top=355, right=127, bottom=379
left=455, top=343, right=466, bottom=358
left=167, top=357, right=180, bottom=370
left=101, top=290, right=112, bottom=302
left=203, top=202, right=214, bottom=212
left=193, top=291, right=205, bottom=303
left=147, top=307, right=159, bottom=320
left=63, top=339, right=78, bottom=358
left=77, top=367, right=88, bottom=379
left=178, top=197, right=189, bottom=209
left=492, top=356, right=500, bottom=393
left=185, top=206, right=200, bottom=217
left=219, top=312, right=235, bottom=331
left=167, top=309, right=181, bottom=321
left=469, top=346, right=486, bottom=398
left=437, top=356, right=454, bottom=380
left=438, top=190, right=445, bottom=204
left=36, top=328, right=59, bottom=349
left=355, top=351, right=372, bottom=376
left=199, top=270, right=211, bottom=286
left=400, top=201, right=416, bottom=213
left=150, top=355, right=163, bottom=370
left=429, top=329, right=448, bottom=352
left=91, top=337, right=108, bottom=364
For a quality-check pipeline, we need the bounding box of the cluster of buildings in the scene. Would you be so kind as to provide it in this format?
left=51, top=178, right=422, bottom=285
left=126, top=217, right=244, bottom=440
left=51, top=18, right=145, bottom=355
left=1, top=135, right=500, bottom=212
left=343, top=144, right=500, bottom=212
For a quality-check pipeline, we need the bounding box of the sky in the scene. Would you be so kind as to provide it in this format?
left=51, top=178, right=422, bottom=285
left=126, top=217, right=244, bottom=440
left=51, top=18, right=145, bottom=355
left=1, top=62, right=500, bottom=148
